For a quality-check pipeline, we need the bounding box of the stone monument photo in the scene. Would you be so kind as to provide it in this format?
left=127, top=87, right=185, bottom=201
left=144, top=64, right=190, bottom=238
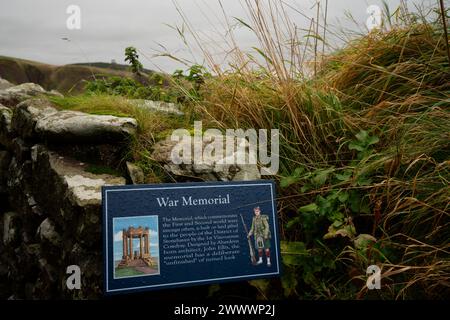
left=113, top=216, right=159, bottom=279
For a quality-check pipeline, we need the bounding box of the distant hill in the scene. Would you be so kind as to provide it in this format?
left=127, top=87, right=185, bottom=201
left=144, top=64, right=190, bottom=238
left=70, top=62, right=154, bottom=74
left=0, top=56, right=152, bottom=94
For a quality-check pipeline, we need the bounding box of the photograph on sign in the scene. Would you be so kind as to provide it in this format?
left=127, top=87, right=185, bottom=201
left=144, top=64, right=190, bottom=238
left=113, top=216, right=160, bottom=279
left=102, top=180, right=280, bottom=295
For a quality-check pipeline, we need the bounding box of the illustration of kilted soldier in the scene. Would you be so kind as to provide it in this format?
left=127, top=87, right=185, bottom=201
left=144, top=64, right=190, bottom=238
left=247, top=206, right=272, bottom=267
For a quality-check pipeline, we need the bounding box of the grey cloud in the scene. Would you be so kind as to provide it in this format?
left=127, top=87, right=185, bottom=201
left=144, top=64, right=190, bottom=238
left=0, top=0, right=433, bottom=72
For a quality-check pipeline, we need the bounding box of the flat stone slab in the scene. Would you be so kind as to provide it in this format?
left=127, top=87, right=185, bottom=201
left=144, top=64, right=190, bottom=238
left=35, top=110, right=138, bottom=143
left=12, top=98, right=58, bottom=139
left=64, top=174, right=115, bottom=207
left=131, top=99, right=183, bottom=116
left=11, top=98, right=138, bottom=143
left=0, top=83, right=47, bottom=108
left=32, top=145, right=126, bottom=207
left=151, top=135, right=261, bottom=181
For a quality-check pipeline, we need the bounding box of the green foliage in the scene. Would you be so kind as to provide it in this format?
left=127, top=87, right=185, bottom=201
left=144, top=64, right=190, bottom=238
left=84, top=76, right=178, bottom=102
left=282, top=130, right=378, bottom=239
left=166, top=0, right=450, bottom=300
left=348, top=130, right=379, bottom=159
left=49, top=94, right=134, bottom=117
left=76, top=4, right=450, bottom=299
left=85, top=76, right=143, bottom=98
left=280, top=241, right=338, bottom=298
left=84, top=63, right=211, bottom=103
left=172, top=64, right=211, bottom=100
left=185, top=64, right=211, bottom=84
left=277, top=130, right=382, bottom=298
left=124, top=46, right=143, bottom=75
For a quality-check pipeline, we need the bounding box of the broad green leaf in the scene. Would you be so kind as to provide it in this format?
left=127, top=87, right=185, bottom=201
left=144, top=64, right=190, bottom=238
left=356, top=175, right=372, bottom=186
left=298, top=203, right=318, bottom=213
left=335, top=172, right=352, bottom=182
left=338, top=192, right=349, bottom=203
left=326, top=190, right=339, bottom=201
left=330, top=211, right=345, bottom=222
left=293, top=166, right=305, bottom=176
left=349, top=190, right=362, bottom=213
left=300, top=184, right=310, bottom=193
left=317, top=195, right=331, bottom=216
left=354, top=234, right=377, bottom=251
left=286, top=217, right=301, bottom=229
left=360, top=201, right=371, bottom=214
left=312, top=168, right=333, bottom=186
left=324, top=223, right=356, bottom=239
left=366, top=135, right=379, bottom=145
left=280, top=176, right=299, bottom=188
left=348, top=141, right=365, bottom=152
left=332, top=220, right=343, bottom=228
left=355, top=130, right=369, bottom=142
left=281, top=241, right=308, bottom=267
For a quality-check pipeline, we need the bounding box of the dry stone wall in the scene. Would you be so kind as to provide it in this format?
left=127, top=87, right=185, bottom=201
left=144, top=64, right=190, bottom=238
left=0, top=80, right=134, bottom=299
left=0, top=78, right=261, bottom=299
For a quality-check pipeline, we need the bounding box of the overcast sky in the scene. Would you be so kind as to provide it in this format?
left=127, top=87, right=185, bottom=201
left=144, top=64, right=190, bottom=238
left=0, top=0, right=436, bottom=72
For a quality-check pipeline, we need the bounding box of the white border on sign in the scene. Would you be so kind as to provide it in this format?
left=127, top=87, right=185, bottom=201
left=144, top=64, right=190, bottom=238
left=104, top=183, right=279, bottom=293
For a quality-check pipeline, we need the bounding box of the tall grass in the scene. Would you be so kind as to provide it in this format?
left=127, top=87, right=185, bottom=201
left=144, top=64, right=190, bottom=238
left=168, top=0, right=450, bottom=299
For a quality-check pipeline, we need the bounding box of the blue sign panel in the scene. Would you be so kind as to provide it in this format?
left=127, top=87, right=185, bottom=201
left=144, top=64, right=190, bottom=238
left=102, top=180, right=280, bottom=295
